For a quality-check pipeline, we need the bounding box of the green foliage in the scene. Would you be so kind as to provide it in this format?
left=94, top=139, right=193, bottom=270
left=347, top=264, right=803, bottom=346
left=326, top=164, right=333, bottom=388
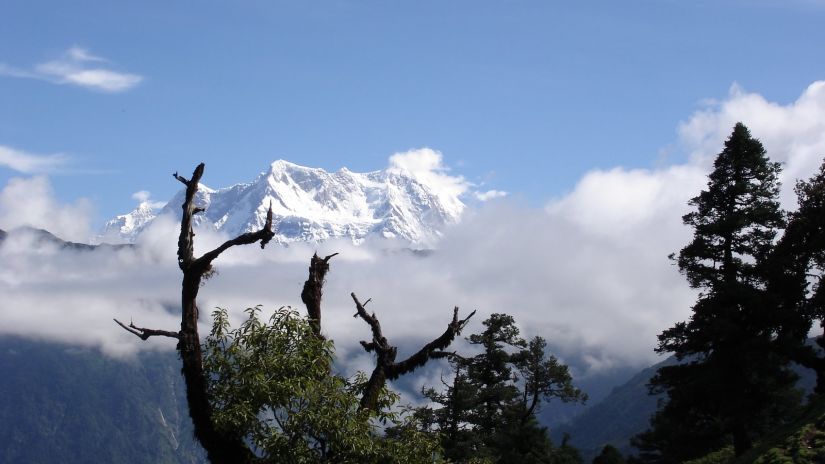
left=203, top=306, right=441, bottom=463
left=753, top=423, right=825, bottom=464
left=683, top=447, right=734, bottom=464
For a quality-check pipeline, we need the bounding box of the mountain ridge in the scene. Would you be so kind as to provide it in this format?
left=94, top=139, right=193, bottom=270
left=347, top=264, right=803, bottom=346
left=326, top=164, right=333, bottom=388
left=98, top=160, right=465, bottom=246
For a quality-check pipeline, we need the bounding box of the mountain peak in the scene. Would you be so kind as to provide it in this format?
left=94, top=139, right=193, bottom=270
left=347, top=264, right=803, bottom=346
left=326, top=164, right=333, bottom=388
left=99, top=160, right=464, bottom=245
left=268, top=159, right=301, bottom=172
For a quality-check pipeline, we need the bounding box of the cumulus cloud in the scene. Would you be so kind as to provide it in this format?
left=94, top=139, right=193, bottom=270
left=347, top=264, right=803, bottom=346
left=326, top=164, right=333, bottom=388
left=678, top=81, right=825, bottom=206
left=0, top=176, right=92, bottom=241
left=547, top=165, right=706, bottom=237
left=388, top=148, right=469, bottom=212
left=0, top=46, right=142, bottom=93
left=131, top=190, right=151, bottom=203
left=0, top=145, right=70, bottom=174
left=131, top=190, right=166, bottom=209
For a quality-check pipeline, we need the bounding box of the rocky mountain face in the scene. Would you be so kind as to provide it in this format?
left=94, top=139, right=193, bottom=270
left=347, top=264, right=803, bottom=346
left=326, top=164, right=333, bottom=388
left=98, top=160, right=464, bottom=246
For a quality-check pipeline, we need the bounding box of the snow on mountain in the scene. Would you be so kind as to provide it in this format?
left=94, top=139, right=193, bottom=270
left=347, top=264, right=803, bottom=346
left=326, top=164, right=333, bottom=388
left=97, top=160, right=465, bottom=246
left=97, top=201, right=161, bottom=244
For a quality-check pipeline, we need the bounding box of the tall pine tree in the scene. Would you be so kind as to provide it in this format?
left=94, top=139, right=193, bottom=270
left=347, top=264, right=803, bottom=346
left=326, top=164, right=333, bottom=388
left=641, top=123, right=799, bottom=459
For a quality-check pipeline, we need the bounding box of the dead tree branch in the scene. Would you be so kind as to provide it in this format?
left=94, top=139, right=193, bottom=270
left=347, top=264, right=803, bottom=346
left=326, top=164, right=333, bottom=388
left=350, top=293, right=475, bottom=411
left=113, top=318, right=180, bottom=341
left=300, top=252, right=338, bottom=337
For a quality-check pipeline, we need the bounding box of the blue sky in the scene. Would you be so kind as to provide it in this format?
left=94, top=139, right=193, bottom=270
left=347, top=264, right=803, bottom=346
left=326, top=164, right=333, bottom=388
left=2, top=0, right=825, bottom=225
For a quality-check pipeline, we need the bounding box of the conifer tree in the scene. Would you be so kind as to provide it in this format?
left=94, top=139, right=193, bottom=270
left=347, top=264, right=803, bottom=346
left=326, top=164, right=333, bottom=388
left=418, top=360, right=481, bottom=462
left=769, top=160, right=825, bottom=391
left=642, top=123, right=799, bottom=459
left=419, top=313, right=585, bottom=463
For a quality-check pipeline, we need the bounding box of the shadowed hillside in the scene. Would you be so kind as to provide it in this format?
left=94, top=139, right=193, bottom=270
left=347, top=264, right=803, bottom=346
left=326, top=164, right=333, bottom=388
left=0, top=336, right=205, bottom=464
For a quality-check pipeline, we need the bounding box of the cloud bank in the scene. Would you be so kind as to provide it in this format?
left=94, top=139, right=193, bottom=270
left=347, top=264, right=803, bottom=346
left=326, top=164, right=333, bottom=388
left=0, top=82, right=823, bottom=384
left=0, top=46, right=142, bottom=93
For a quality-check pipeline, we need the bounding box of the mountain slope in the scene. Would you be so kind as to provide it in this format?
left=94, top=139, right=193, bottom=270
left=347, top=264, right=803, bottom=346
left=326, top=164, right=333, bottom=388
left=99, top=160, right=464, bottom=245
left=0, top=336, right=204, bottom=463
left=556, top=359, right=670, bottom=461
left=558, top=354, right=818, bottom=462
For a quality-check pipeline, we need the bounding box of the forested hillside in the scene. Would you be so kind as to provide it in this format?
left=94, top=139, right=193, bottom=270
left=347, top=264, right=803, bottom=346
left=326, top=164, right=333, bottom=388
left=0, top=336, right=205, bottom=463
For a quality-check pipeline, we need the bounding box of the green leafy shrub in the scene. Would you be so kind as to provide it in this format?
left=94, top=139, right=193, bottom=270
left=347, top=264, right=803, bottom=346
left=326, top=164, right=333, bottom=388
left=203, top=306, right=441, bottom=463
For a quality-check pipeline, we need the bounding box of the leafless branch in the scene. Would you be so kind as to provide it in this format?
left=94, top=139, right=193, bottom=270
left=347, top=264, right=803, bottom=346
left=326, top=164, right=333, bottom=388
left=389, top=307, right=476, bottom=379
left=350, top=293, right=474, bottom=411
left=173, top=171, right=190, bottom=186
left=114, top=318, right=180, bottom=341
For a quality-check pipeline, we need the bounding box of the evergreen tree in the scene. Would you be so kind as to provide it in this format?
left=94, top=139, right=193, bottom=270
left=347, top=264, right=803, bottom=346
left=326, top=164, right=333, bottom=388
left=513, top=336, right=587, bottom=422
left=641, top=123, right=799, bottom=459
left=419, top=360, right=481, bottom=462
left=769, top=160, right=825, bottom=391
left=592, top=445, right=625, bottom=464
left=466, top=313, right=527, bottom=442
left=419, top=313, right=586, bottom=463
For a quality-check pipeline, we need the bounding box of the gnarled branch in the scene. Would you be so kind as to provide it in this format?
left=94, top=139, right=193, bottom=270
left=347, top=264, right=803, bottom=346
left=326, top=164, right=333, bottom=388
left=350, top=292, right=474, bottom=411
left=389, top=307, right=475, bottom=379
left=195, top=202, right=275, bottom=275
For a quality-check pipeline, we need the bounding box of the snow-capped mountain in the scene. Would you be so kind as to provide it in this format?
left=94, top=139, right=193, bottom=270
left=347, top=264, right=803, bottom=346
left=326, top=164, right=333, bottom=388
left=98, top=160, right=465, bottom=245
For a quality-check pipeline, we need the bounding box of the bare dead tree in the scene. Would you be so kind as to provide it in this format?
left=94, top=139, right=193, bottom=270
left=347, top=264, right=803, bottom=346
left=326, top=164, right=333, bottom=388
left=116, top=163, right=274, bottom=464
left=351, top=293, right=475, bottom=411
left=300, top=252, right=338, bottom=338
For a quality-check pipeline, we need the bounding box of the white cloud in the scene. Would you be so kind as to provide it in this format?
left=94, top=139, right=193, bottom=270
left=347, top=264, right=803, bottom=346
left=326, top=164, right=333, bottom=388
left=678, top=80, right=825, bottom=206
left=66, top=46, right=105, bottom=62
left=0, top=46, right=142, bottom=93
left=0, top=176, right=92, bottom=242
left=388, top=148, right=469, bottom=212
left=131, top=190, right=151, bottom=203
left=474, top=189, right=508, bottom=201
left=0, top=145, right=70, bottom=174
left=547, top=165, right=706, bottom=237
left=131, top=190, right=166, bottom=209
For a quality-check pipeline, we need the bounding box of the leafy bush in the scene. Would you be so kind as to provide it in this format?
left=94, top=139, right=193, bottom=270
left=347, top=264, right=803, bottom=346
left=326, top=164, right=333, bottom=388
left=203, top=306, right=440, bottom=463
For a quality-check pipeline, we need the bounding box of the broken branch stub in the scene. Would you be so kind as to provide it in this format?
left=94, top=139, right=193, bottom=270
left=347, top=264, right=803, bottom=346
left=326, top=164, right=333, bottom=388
left=301, top=252, right=338, bottom=337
